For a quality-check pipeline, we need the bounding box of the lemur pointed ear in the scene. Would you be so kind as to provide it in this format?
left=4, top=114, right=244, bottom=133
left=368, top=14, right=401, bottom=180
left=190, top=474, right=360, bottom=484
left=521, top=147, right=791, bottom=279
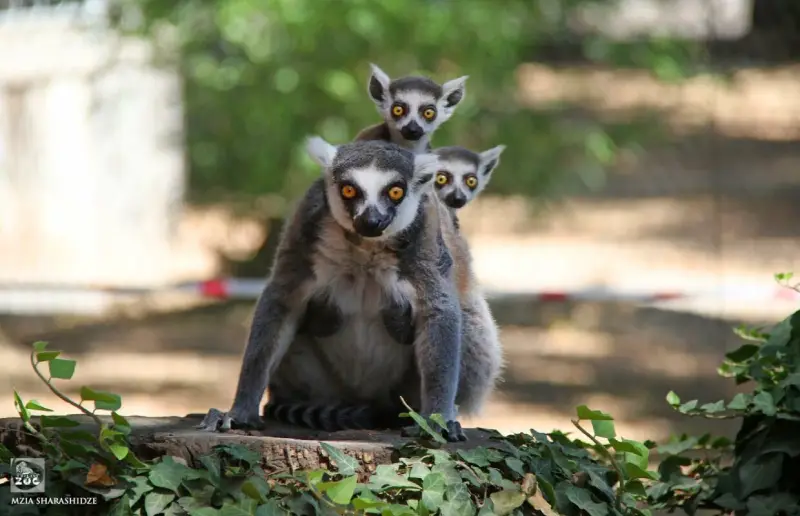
left=441, top=75, right=468, bottom=108
left=306, top=136, right=337, bottom=169
left=368, top=63, right=391, bottom=105
left=412, top=153, right=439, bottom=190
left=479, top=144, right=505, bottom=176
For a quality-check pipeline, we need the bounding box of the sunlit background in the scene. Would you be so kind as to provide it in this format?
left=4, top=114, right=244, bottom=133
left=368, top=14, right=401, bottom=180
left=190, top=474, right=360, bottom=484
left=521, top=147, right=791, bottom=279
left=1, top=0, right=799, bottom=444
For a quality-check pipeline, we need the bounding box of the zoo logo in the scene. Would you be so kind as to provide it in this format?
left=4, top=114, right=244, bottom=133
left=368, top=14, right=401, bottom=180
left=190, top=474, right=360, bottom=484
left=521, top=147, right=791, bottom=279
left=10, top=458, right=45, bottom=494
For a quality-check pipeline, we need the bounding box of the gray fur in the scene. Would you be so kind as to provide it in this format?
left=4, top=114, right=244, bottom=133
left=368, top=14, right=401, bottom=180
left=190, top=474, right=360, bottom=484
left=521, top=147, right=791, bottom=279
left=432, top=144, right=505, bottom=210
left=197, top=138, right=483, bottom=440
left=363, top=63, right=468, bottom=154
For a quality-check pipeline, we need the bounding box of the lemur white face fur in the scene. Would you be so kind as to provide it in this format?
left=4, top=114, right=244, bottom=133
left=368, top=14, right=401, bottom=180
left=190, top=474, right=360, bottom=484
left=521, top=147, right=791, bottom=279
left=432, top=145, right=505, bottom=209
left=306, top=137, right=439, bottom=240
left=367, top=63, right=468, bottom=145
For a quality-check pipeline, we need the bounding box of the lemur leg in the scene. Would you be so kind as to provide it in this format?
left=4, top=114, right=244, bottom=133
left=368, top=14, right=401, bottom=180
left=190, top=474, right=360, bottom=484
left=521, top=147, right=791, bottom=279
left=456, top=294, right=503, bottom=416
left=197, top=283, right=307, bottom=432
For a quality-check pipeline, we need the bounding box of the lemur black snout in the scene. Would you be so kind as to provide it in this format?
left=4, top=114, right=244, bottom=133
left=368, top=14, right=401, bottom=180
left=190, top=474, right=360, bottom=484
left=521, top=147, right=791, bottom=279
left=446, top=191, right=467, bottom=209
left=400, top=121, right=424, bottom=141
left=353, top=206, right=391, bottom=237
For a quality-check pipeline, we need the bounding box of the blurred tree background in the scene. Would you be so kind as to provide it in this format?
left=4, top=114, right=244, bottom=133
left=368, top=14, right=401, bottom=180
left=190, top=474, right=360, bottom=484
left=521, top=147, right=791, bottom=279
left=113, top=0, right=703, bottom=269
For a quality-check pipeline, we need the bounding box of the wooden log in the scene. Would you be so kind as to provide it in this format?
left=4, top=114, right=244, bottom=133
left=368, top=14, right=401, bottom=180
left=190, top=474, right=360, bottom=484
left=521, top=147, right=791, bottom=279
left=0, top=415, right=500, bottom=477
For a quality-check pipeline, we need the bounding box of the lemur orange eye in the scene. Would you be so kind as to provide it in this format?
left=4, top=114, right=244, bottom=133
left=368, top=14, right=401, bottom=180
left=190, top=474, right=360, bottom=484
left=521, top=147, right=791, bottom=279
left=435, top=173, right=448, bottom=185
left=422, top=108, right=436, bottom=121
left=341, top=185, right=357, bottom=199
left=387, top=186, right=405, bottom=202
left=391, top=104, right=405, bottom=117
left=465, top=176, right=478, bottom=189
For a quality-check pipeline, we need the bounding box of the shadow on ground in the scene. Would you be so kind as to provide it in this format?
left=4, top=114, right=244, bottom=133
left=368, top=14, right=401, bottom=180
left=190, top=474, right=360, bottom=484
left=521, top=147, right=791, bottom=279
left=0, top=295, right=770, bottom=441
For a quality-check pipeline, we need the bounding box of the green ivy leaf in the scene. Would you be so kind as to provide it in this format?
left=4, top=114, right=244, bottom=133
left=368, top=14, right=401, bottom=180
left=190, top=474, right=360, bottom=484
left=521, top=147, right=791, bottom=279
left=13, top=391, right=30, bottom=422
left=317, top=474, right=357, bottom=506
left=624, top=462, right=659, bottom=481
left=421, top=472, right=446, bottom=511
left=441, top=483, right=475, bottom=516
left=699, top=400, right=726, bottom=414
left=752, top=391, right=777, bottom=416
left=149, top=457, right=191, bottom=494
left=657, top=435, right=699, bottom=456
left=563, top=484, right=607, bottom=516
left=399, top=410, right=447, bottom=444
left=95, top=393, right=122, bottom=412
left=367, top=464, right=421, bottom=492
left=746, top=493, right=800, bottom=516
left=219, top=499, right=259, bottom=516
left=677, top=400, right=698, bottom=413
left=144, top=491, right=175, bottom=516
left=108, top=494, right=134, bottom=516
left=490, top=489, right=526, bottom=515
left=241, top=476, right=270, bottom=504
left=665, top=391, right=680, bottom=406
left=32, top=341, right=48, bottom=352
left=189, top=508, right=221, bottom=516
left=40, top=415, right=81, bottom=428
left=24, top=400, right=53, bottom=412
left=590, top=420, right=616, bottom=439
left=781, top=372, right=800, bottom=388
left=199, top=455, right=221, bottom=487
left=36, top=351, right=61, bottom=362
left=128, top=476, right=154, bottom=506
left=575, top=406, right=614, bottom=420
left=739, top=452, right=784, bottom=497
left=714, top=492, right=746, bottom=510
left=429, top=413, right=448, bottom=432
left=108, top=442, right=129, bottom=461
left=52, top=459, right=88, bottom=474
left=49, top=358, right=77, bottom=380
left=254, top=500, right=284, bottom=516
left=408, top=462, right=430, bottom=480
left=625, top=479, right=648, bottom=498
left=727, top=393, right=751, bottom=410
left=504, top=457, right=525, bottom=477
left=80, top=386, right=120, bottom=403
left=320, top=442, right=358, bottom=476
left=457, top=448, right=491, bottom=467
left=724, top=344, right=760, bottom=363
left=610, top=438, right=648, bottom=458
left=213, top=444, right=260, bottom=467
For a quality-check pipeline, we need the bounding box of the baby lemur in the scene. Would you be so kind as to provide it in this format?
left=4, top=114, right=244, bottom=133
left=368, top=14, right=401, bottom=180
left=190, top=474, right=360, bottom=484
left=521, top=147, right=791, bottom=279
left=432, top=145, right=505, bottom=209
left=355, top=63, right=504, bottom=211
left=197, top=138, right=502, bottom=441
left=355, top=63, right=468, bottom=154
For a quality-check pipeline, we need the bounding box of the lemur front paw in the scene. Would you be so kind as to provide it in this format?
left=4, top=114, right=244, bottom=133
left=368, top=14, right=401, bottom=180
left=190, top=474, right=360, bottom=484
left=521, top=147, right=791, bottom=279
left=195, top=407, right=264, bottom=432
left=401, top=417, right=467, bottom=443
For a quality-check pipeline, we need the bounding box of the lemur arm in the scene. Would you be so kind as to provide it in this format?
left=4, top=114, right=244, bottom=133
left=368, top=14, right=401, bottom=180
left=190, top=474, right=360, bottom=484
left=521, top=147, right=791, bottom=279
left=415, top=286, right=462, bottom=420
left=197, top=186, right=321, bottom=432
left=409, top=241, right=465, bottom=441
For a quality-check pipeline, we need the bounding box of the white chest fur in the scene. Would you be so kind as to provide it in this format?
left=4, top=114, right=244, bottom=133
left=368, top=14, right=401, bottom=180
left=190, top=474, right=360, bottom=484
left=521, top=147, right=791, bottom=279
left=306, top=219, right=417, bottom=393
left=310, top=219, right=416, bottom=315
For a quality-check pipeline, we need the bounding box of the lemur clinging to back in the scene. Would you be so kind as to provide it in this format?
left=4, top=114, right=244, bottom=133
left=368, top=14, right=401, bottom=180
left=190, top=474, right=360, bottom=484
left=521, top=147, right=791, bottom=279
left=355, top=64, right=505, bottom=210
left=354, top=63, right=468, bottom=154
left=431, top=145, right=506, bottom=209
left=196, top=138, right=503, bottom=441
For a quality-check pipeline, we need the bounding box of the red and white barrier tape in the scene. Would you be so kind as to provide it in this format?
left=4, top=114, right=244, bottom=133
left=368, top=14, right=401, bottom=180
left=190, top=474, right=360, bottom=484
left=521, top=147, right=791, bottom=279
left=2, top=278, right=800, bottom=304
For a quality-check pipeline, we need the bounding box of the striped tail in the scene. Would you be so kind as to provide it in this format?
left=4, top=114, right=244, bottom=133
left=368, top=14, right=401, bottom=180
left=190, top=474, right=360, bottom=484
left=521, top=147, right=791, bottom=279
left=263, top=401, right=405, bottom=432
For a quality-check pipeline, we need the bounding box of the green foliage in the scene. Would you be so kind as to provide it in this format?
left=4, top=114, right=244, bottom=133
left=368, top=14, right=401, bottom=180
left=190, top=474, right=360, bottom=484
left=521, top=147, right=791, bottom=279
left=6, top=273, right=799, bottom=515
left=4, top=342, right=655, bottom=515
left=649, top=275, right=800, bottom=515
left=114, top=0, right=700, bottom=206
